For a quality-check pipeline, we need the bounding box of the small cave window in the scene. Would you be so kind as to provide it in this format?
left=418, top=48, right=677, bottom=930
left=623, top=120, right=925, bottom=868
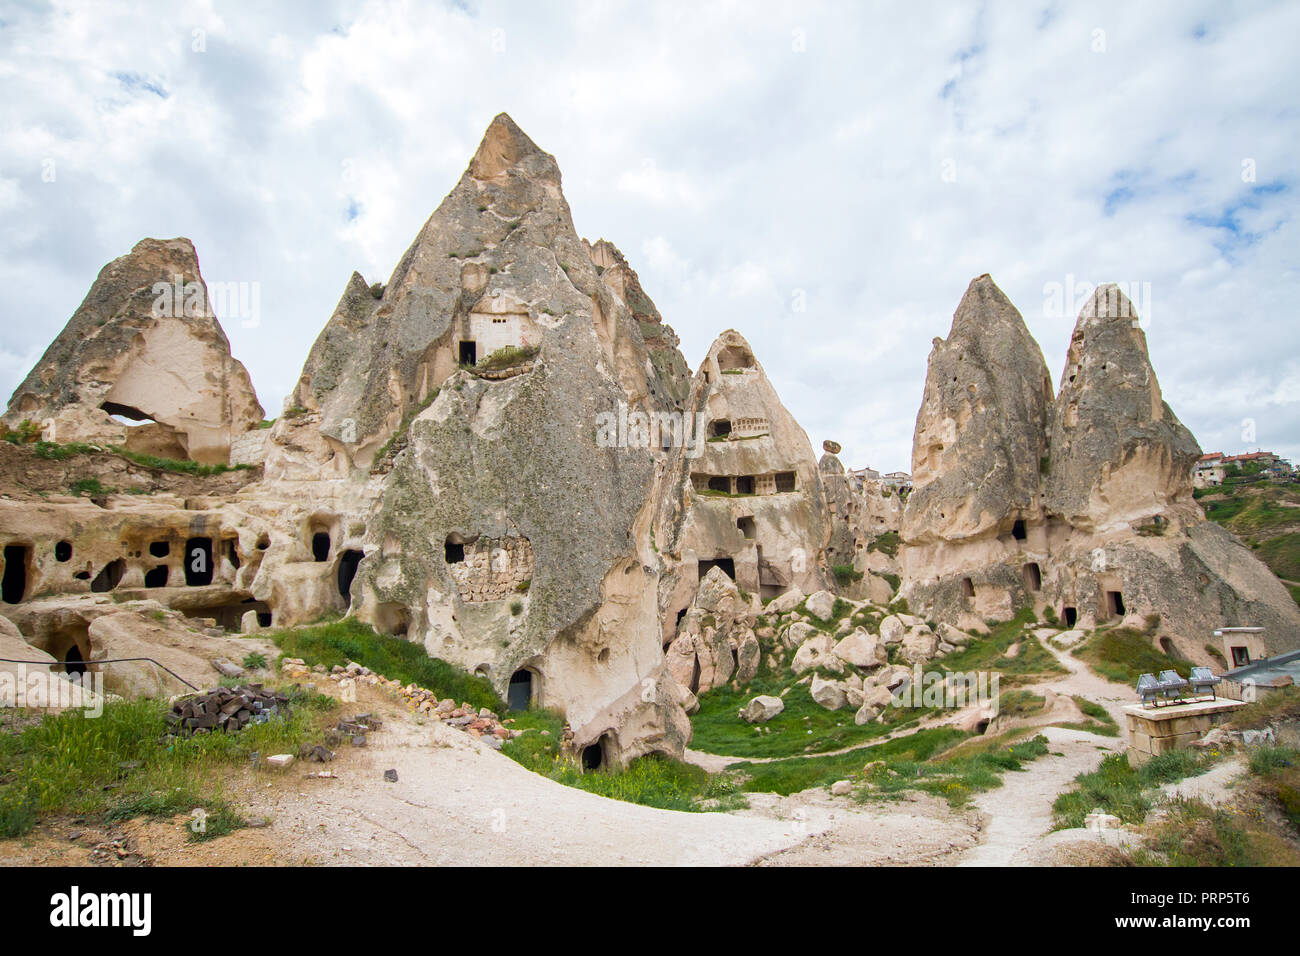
left=699, top=557, right=735, bottom=581
left=256, top=611, right=273, bottom=628
left=144, top=565, right=169, bottom=588
left=444, top=538, right=465, bottom=564
left=55, top=540, right=73, bottom=563
left=1063, top=606, right=1078, bottom=628
left=311, top=532, right=331, bottom=562
left=459, top=340, right=477, bottom=365
left=710, top=419, right=732, bottom=438
left=1011, top=519, right=1027, bottom=542
left=226, top=540, right=240, bottom=569
left=1022, top=562, right=1041, bottom=592
left=337, top=550, right=364, bottom=602
left=2, top=545, right=29, bottom=604
left=508, top=669, right=534, bottom=712
left=184, top=537, right=214, bottom=586
left=91, top=558, right=125, bottom=593
left=735, top=475, right=755, bottom=495
left=960, top=577, right=976, bottom=599
left=149, top=541, right=170, bottom=558
left=774, top=472, right=796, bottom=493
left=1106, top=590, right=1126, bottom=618
left=707, top=476, right=730, bottom=493
left=256, top=534, right=270, bottom=551
left=737, top=516, right=756, bottom=540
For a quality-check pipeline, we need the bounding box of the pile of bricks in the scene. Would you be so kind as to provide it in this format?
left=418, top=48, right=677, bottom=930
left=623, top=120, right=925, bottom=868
left=168, top=684, right=290, bottom=735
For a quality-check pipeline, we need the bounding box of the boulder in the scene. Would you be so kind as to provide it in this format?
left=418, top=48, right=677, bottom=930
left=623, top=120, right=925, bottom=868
left=785, top=621, right=818, bottom=649
left=810, top=675, right=848, bottom=711
left=805, top=589, right=836, bottom=621
left=766, top=588, right=805, bottom=616
left=880, top=615, right=906, bottom=645
left=833, top=628, right=888, bottom=668
left=792, top=634, right=838, bottom=674
left=900, top=626, right=939, bottom=665
left=741, top=695, right=784, bottom=723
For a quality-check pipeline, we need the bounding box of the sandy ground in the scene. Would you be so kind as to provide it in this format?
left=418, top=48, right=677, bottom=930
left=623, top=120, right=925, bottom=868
left=0, top=629, right=1222, bottom=868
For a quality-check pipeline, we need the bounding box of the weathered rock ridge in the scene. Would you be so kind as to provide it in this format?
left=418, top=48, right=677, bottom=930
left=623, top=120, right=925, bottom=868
left=4, top=238, right=263, bottom=464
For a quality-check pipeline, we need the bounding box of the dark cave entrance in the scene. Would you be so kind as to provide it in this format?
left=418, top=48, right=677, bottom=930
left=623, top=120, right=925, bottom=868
left=185, top=537, right=214, bottom=586
left=2, top=545, right=29, bottom=604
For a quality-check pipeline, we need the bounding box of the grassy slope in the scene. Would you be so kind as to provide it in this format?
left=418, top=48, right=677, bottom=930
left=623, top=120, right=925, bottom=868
left=1197, top=479, right=1300, bottom=600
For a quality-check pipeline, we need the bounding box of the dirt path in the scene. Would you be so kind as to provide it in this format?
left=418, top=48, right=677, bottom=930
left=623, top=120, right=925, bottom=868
left=953, top=726, right=1121, bottom=866
left=220, top=691, right=840, bottom=866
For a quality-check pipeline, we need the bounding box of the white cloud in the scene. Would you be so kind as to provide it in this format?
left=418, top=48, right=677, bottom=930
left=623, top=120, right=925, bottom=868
left=2, top=0, right=1299, bottom=468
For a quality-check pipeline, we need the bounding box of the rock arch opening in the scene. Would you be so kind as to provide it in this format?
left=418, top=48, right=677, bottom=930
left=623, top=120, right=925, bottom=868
left=1011, top=519, right=1027, bottom=541
left=144, top=565, right=169, bottom=588
left=960, top=577, right=975, bottom=599
left=55, top=540, right=73, bottom=563
left=737, top=515, right=756, bottom=539
left=1022, top=562, right=1041, bottom=592
left=1063, top=606, right=1078, bottom=628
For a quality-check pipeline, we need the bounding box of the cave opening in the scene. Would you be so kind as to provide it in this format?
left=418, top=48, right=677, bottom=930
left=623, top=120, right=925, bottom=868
left=185, top=537, right=214, bottom=586
left=311, top=532, right=331, bottom=562
left=337, top=549, right=363, bottom=601
left=2, top=545, right=29, bottom=604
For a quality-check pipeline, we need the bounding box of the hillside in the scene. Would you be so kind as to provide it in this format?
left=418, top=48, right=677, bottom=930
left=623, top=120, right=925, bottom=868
left=1196, top=478, right=1300, bottom=605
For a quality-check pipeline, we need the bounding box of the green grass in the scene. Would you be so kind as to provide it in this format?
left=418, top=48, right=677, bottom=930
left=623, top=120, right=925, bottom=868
left=731, top=726, right=970, bottom=796
left=997, top=689, right=1045, bottom=718
left=475, top=345, right=539, bottom=372
left=501, top=709, right=745, bottom=812
left=0, top=696, right=329, bottom=839
left=70, top=476, right=108, bottom=496
left=1254, top=533, right=1300, bottom=581
left=1229, top=685, right=1300, bottom=730
left=691, top=679, right=931, bottom=759
left=867, top=531, right=900, bottom=558
left=271, top=616, right=503, bottom=712
left=26, top=440, right=252, bottom=477
left=1072, top=626, right=1185, bottom=686
left=832, top=564, right=863, bottom=587
left=859, top=731, right=1051, bottom=807
left=936, top=608, right=1066, bottom=686
left=1061, top=695, right=1120, bottom=737
left=1052, top=749, right=1211, bottom=830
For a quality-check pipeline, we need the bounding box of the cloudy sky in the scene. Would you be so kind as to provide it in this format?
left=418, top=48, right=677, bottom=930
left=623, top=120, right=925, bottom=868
left=1, top=0, right=1297, bottom=471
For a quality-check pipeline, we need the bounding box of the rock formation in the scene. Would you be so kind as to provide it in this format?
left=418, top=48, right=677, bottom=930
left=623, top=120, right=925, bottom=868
left=3, top=238, right=263, bottom=465
left=653, top=329, right=833, bottom=646
left=264, top=113, right=686, bottom=480
left=900, top=278, right=1300, bottom=659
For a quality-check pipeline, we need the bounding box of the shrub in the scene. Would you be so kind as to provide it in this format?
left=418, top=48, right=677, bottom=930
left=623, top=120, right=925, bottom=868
left=832, top=564, right=863, bottom=587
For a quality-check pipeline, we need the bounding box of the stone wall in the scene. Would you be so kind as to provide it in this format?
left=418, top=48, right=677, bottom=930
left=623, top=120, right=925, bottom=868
left=448, top=535, right=534, bottom=602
